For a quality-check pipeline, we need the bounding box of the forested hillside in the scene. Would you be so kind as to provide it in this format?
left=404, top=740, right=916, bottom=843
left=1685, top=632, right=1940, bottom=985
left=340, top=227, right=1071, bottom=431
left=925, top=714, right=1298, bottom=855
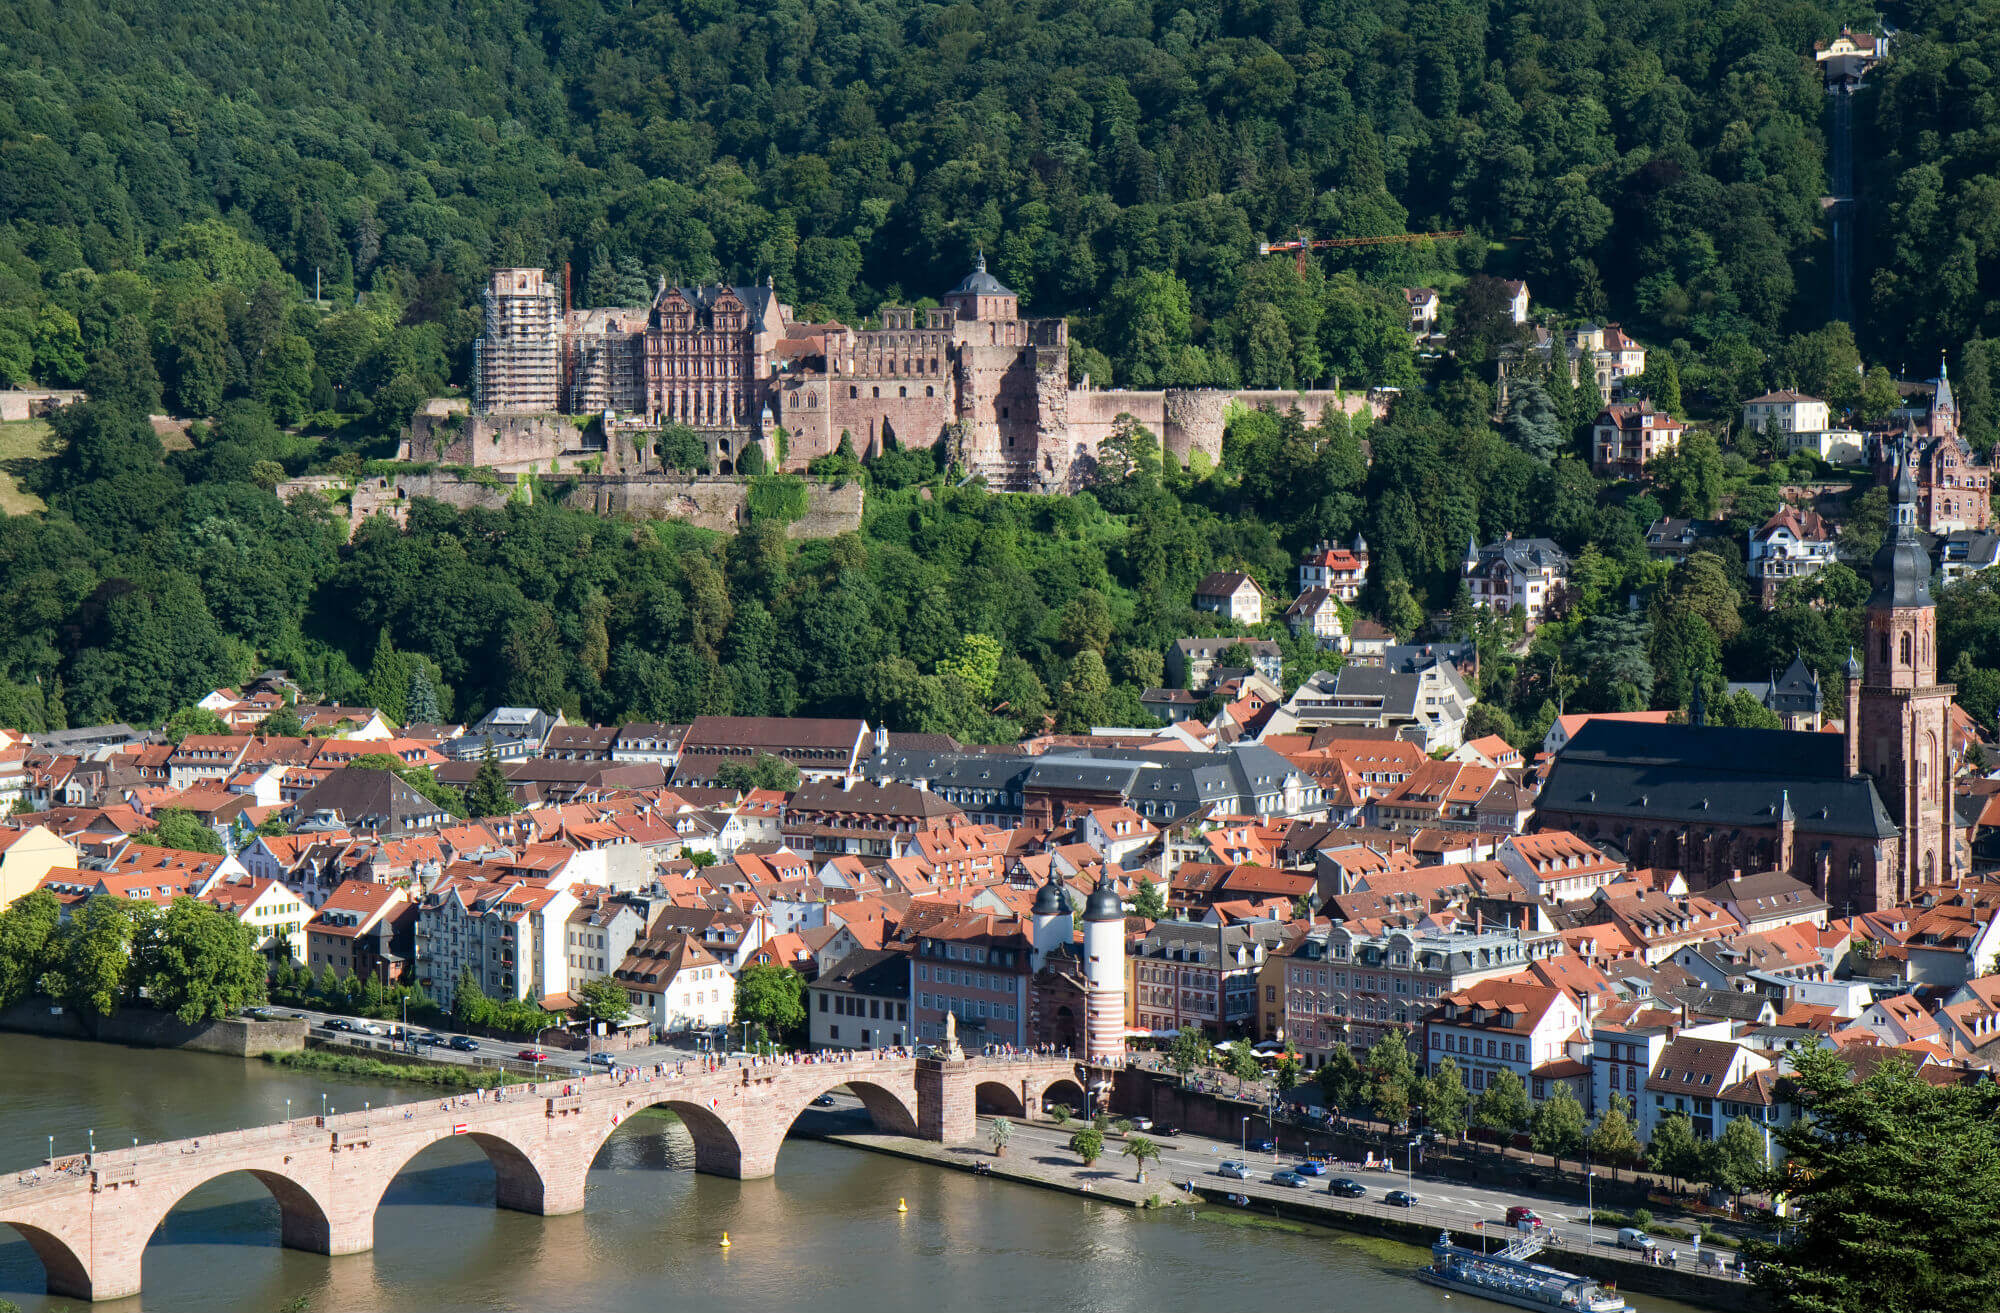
left=3, top=0, right=1962, bottom=402
left=6, top=0, right=2000, bottom=747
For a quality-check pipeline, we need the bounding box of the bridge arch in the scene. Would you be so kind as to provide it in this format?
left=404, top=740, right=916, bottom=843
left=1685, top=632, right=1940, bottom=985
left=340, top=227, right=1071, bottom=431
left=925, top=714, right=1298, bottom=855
left=366, top=1123, right=555, bottom=1220
left=134, top=1166, right=342, bottom=1258
left=973, top=1081, right=1028, bottom=1117
left=1034, top=1077, right=1088, bottom=1115
left=588, top=1097, right=747, bottom=1179
left=0, top=1218, right=90, bottom=1299
left=790, top=1078, right=920, bottom=1139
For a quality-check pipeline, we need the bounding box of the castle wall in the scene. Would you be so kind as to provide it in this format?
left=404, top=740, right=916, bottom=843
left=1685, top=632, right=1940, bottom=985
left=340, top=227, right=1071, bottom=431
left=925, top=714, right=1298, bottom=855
left=1065, top=386, right=1386, bottom=469
left=827, top=380, right=956, bottom=459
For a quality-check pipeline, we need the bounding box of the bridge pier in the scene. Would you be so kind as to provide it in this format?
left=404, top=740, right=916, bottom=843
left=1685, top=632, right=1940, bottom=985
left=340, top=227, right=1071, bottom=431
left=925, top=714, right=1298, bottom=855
left=916, top=1058, right=975, bottom=1144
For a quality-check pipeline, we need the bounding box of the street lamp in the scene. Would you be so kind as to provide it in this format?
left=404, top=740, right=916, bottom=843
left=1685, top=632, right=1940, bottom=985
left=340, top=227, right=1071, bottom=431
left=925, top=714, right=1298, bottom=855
left=1587, top=1169, right=1598, bottom=1249
left=1406, top=1138, right=1419, bottom=1198
left=285, top=1098, right=291, bottom=1123
left=87, top=1129, right=94, bottom=1156
left=1241, top=1116, right=1249, bottom=1159
left=320, top=1093, right=327, bottom=1120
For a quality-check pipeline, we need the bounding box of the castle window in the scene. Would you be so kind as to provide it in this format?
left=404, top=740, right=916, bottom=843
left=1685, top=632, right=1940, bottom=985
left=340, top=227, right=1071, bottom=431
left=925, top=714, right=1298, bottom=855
left=926, top=386, right=935, bottom=397
left=1901, top=632, right=1913, bottom=665
left=873, top=387, right=880, bottom=398
left=850, top=386, right=858, bottom=399
left=899, top=386, right=907, bottom=398
left=1001, top=407, right=1009, bottom=419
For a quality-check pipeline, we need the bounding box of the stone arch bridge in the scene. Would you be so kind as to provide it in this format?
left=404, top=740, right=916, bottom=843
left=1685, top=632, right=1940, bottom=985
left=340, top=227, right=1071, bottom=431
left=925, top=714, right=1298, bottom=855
left=0, top=1052, right=1082, bottom=1301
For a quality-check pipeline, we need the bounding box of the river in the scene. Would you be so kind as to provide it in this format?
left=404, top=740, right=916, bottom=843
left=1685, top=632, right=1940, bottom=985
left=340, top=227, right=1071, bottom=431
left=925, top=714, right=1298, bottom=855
left=0, top=1033, right=1702, bottom=1312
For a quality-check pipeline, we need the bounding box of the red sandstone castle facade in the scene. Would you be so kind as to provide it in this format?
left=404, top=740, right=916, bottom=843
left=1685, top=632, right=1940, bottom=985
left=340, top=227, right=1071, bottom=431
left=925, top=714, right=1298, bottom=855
left=469, top=260, right=1385, bottom=489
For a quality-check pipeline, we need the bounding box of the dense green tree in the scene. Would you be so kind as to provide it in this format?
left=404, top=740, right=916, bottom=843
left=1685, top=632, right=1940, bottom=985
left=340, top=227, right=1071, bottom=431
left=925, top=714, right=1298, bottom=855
left=1420, top=1056, right=1470, bottom=1141
left=1647, top=1112, right=1704, bottom=1193
left=465, top=752, right=516, bottom=819
left=1753, top=1045, right=2000, bottom=1313
left=137, top=895, right=266, bottom=1023
left=1317, top=1042, right=1362, bottom=1110
left=1366, top=1031, right=1417, bottom=1127
left=713, top=753, right=800, bottom=793
left=575, top=975, right=631, bottom=1026
left=1590, top=1094, right=1641, bottom=1168
left=1473, top=1069, right=1532, bottom=1144
left=1529, top=1084, right=1587, bottom=1170
left=0, top=890, right=61, bottom=1008
left=141, top=807, right=225, bottom=855
left=733, top=963, right=807, bottom=1042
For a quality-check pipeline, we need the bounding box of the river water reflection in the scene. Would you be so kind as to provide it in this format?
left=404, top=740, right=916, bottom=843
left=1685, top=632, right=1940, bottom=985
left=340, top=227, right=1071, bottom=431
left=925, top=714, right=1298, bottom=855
left=0, top=1033, right=1701, bottom=1312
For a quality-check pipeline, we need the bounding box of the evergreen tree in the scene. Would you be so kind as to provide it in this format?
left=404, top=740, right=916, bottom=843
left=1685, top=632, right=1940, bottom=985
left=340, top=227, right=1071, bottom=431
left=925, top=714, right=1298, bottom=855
left=1590, top=1094, right=1641, bottom=1167
left=466, top=751, right=515, bottom=819
left=406, top=662, right=442, bottom=725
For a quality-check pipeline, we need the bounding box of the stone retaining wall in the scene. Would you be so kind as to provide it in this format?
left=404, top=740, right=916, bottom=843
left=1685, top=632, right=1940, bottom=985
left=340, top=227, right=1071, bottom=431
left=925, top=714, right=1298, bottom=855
left=0, top=1000, right=306, bottom=1056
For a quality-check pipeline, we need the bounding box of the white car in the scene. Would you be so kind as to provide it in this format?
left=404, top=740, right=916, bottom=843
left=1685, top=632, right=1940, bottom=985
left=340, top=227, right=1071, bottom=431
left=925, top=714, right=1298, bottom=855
left=1130, top=1117, right=1154, bottom=1131
left=354, top=1022, right=387, bottom=1036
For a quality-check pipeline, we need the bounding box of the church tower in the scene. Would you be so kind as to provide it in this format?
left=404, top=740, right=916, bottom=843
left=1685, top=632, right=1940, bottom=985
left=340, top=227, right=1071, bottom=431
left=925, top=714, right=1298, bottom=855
left=1852, top=438, right=1955, bottom=904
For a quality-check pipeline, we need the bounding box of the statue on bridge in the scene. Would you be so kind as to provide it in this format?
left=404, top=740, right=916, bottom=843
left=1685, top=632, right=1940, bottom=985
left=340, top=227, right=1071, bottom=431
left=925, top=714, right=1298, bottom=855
left=943, top=1011, right=964, bottom=1061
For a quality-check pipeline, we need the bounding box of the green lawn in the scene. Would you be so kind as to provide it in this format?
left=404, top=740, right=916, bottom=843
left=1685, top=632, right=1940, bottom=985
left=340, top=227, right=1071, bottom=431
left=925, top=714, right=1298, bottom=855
left=0, top=419, right=50, bottom=515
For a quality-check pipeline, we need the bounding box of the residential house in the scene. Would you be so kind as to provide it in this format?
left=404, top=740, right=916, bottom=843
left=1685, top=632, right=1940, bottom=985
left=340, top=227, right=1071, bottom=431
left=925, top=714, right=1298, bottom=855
left=1283, top=588, right=1347, bottom=650
left=564, top=895, right=649, bottom=997
left=1192, top=571, right=1266, bottom=625
left=1714, top=870, right=1829, bottom=933
left=0, top=824, right=82, bottom=912
left=809, top=947, right=912, bottom=1049
left=199, top=874, right=310, bottom=963
left=1282, top=922, right=1534, bottom=1068
left=1167, top=637, right=1283, bottom=692
left=304, top=880, right=414, bottom=983
left=1644, top=517, right=1702, bottom=560
left=1130, top=920, right=1281, bottom=1040
left=1639, top=1036, right=1773, bottom=1142
left=904, top=907, right=1037, bottom=1047
left=289, top=768, right=451, bottom=836
left=1501, top=280, right=1530, bottom=325
left=415, top=875, right=579, bottom=1008
left=612, top=932, right=733, bottom=1037
left=1742, top=390, right=1830, bottom=440
left=166, top=736, right=252, bottom=791
left=1423, top=979, right=1590, bottom=1105
left=1497, top=832, right=1624, bottom=902
left=672, top=715, right=871, bottom=784
left=1140, top=688, right=1201, bottom=724
left=611, top=723, right=686, bottom=767
left=781, top=780, right=966, bottom=858
left=1462, top=536, right=1572, bottom=630
left=1296, top=537, right=1370, bottom=601
left=1940, top=529, right=2000, bottom=585
left=1591, top=401, right=1685, bottom=479
left=1404, top=287, right=1439, bottom=336
left=1277, top=664, right=1475, bottom=753
left=1748, top=506, right=1838, bottom=607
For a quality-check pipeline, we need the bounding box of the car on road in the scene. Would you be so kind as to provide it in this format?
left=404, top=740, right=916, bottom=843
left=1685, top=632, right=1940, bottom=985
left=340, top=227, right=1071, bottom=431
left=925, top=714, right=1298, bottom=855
left=1293, top=1160, right=1328, bottom=1176
left=1129, top=1117, right=1153, bottom=1132
left=354, top=1022, right=387, bottom=1036
left=585, top=1053, right=620, bottom=1067
left=1617, top=1228, right=1657, bottom=1253
left=289, top=1012, right=310, bottom=1021
left=1506, top=1206, right=1546, bottom=1228
left=516, top=1049, right=550, bottom=1062
left=1327, top=1178, right=1367, bottom=1198
left=1152, top=1125, right=1180, bottom=1138
left=324, top=1018, right=352, bottom=1032
left=1271, top=1170, right=1307, bottom=1188
left=1384, top=1190, right=1420, bottom=1207
left=448, top=1036, right=479, bottom=1052
left=813, top=1094, right=837, bottom=1106
left=1255, top=1139, right=1275, bottom=1153
left=1218, top=1161, right=1252, bottom=1180
left=415, top=1032, right=445, bottom=1047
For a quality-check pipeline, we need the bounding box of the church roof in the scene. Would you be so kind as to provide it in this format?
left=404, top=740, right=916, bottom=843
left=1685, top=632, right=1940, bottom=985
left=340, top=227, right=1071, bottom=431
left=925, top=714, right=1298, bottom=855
left=1768, top=652, right=1822, bottom=715
left=1538, top=720, right=1897, bottom=839
left=950, top=252, right=1013, bottom=298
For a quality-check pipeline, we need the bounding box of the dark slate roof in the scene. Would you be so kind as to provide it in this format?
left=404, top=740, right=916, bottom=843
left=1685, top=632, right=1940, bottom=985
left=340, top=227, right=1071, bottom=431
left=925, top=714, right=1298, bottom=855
left=1472, top=537, right=1570, bottom=574
left=813, top=947, right=911, bottom=998
left=1872, top=438, right=1933, bottom=609
left=1768, top=653, right=1822, bottom=716
left=1537, top=720, right=1896, bottom=839
left=1384, top=641, right=1476, bottom=673
left=949, top=252, right=1013, bottom=298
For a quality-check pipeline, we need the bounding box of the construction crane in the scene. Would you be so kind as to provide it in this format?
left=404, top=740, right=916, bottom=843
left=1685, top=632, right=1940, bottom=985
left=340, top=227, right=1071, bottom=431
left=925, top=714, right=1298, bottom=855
left=1257, top=229, right=1467, bottom=277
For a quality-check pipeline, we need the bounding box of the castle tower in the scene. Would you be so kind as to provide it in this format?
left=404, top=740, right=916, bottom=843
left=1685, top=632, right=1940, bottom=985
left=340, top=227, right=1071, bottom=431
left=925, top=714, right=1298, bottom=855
left=476, top=269, right=561, bottom=414
left=1029, top=869, right=1070, bottom=971
left=1852, top=439, right=1955, bottom=905
left=1081, top=872, right=1126, bottom=1068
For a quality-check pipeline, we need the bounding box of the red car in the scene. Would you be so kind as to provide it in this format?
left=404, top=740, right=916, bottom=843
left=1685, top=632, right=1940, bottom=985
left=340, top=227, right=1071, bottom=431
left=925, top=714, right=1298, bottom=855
left=516, top=1049, right=549, bottom=1062
left=1506, top=1206, right=1546, bottom=1228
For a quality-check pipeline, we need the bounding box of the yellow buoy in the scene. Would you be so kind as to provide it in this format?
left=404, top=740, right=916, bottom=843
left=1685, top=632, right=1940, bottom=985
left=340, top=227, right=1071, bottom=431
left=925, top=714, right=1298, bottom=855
left=720, top=1232, right=731, bottom=1248
left=897, top=1197, right=908, bottom=1213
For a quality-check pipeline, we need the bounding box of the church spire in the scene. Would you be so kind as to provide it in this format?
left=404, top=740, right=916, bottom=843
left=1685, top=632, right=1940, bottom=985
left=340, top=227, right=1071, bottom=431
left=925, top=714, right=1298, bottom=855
left=1868, top=435, right=1931, bottom=612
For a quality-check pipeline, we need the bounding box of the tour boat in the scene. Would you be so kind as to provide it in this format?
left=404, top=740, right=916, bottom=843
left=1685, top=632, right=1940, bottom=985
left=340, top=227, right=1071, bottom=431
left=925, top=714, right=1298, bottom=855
left=1415, top=1231, right=1628, bottom=1312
